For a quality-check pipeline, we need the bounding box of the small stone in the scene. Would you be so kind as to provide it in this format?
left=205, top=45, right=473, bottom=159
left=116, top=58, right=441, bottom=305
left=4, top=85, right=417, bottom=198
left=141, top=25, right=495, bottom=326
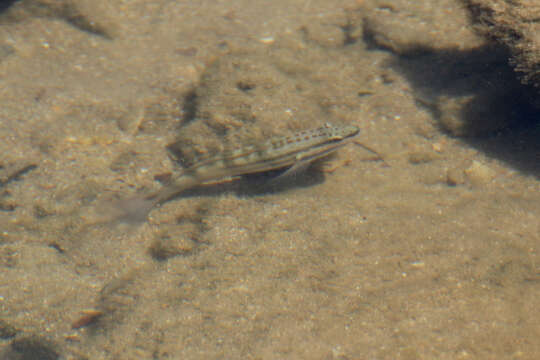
left=109, top=151, right=139, bottom=172
left=465, top=160, right=495, bottom=186
left=431, top=142, right=444, bottom=152
left=259, top=36, right=275, bottom=44
left=408, top=151, right=439, bottom=164
left=446, top=167, right=465, bottom=186
left=71, top=309, right=104, bottom=329
left=148, top=230, right=197, bottom=261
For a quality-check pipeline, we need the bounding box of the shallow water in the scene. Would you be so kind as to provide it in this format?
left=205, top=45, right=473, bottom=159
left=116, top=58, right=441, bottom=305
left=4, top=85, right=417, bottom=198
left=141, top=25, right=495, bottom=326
left=0, top=0, right=539, bottom=359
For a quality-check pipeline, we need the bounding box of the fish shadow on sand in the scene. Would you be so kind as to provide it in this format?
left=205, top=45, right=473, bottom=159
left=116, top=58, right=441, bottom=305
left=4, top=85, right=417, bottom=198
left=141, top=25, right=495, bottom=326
left=167, top=163, right=327, bottom=200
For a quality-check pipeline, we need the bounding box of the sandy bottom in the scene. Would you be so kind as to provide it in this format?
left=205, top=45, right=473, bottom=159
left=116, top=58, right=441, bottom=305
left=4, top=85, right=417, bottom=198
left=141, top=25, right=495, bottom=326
left=0, top=0, right=539, bottom=359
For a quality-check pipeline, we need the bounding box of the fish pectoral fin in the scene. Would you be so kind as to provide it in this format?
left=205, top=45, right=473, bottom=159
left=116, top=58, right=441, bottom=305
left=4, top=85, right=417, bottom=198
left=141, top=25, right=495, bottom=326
left=267, top=159, right=313, bottom=184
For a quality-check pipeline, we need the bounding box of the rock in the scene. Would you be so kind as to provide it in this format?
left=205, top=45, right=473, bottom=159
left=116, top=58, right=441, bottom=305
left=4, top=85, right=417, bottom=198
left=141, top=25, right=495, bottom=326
left=464, top=160, right=496, bottom=185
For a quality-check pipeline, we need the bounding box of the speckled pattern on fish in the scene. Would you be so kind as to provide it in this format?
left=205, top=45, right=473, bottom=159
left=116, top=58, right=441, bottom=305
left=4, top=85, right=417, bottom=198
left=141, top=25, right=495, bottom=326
left=116, top=123, right=360, bottom=222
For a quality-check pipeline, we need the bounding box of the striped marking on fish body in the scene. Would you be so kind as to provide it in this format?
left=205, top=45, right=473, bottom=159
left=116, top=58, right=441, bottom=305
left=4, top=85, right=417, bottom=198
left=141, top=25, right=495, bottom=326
left=182, top=123, right=360, bottom=182
left=114, top=123, right=360, bottom=222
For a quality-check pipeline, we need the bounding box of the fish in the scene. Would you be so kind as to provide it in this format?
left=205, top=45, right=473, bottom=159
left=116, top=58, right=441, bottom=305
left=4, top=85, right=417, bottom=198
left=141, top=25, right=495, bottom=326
left=113, top=123, right=360, bottom=222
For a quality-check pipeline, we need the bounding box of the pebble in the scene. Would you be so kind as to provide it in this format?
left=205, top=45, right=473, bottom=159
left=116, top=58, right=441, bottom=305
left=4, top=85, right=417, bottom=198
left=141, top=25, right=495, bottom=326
left=465, top=160, right=495, bottom=186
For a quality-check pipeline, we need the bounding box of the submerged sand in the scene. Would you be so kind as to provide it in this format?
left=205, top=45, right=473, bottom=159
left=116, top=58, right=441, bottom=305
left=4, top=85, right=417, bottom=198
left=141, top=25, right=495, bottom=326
left=0, top=0, right=539, bottom=359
